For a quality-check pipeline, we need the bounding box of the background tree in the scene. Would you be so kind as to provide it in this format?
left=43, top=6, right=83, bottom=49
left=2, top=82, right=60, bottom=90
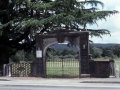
left=101, top=46, right=114, bottom=58
left=92, top=47, right=103, bottom=58
left=0, top=0, right=118, bottom=65
left=9, top=50, right=35, bottom=63
left=9, top=52, right=22, bottom=63
left=113, top=45, right=120, bottom=58
left=89, top=43, right=102, bottom=58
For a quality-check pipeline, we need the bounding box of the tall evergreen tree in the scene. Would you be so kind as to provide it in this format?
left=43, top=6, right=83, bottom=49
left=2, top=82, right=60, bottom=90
left=0, top=0, right=118, bottom=65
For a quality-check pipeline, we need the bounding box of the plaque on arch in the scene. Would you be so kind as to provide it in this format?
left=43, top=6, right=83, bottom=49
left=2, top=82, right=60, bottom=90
left=36, top=50, right=42, bottom=58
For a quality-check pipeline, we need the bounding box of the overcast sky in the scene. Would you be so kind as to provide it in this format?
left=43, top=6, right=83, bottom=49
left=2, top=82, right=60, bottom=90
left=86, top=0, right=120, bottom=43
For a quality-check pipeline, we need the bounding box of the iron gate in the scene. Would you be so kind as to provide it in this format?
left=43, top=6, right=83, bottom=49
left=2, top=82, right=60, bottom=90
left=46, top=58, right=79, bottom=78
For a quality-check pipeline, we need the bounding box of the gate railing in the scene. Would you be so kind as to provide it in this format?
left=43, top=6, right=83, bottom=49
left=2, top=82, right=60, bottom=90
left=3, top=63, right=32, bottom=77
left=46, top=58, right=79, bottom=78
left=2, top=59, right=116, bottom=78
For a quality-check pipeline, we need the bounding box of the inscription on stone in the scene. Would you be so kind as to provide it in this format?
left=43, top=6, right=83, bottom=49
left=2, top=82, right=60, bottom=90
left=36, top=50, right=42, bottom=58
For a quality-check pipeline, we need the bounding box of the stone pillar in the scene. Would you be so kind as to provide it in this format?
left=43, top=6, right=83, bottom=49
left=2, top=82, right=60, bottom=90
left=109, top=59, right=115, bottom=77
left=33, top=35, right=44, bottom=77
left=89, top=54, right=95, bottom=77
left=79, top=32, right=90, bottom=77
left=115, top=64, right=120, bottom=78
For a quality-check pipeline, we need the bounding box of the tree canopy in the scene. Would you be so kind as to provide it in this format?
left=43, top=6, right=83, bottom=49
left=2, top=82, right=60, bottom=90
left=0, top=0, right=118, bottom=64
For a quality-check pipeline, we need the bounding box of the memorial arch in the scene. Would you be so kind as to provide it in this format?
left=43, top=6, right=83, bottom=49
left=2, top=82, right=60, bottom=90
left=34, top=29, right=90, bottom=78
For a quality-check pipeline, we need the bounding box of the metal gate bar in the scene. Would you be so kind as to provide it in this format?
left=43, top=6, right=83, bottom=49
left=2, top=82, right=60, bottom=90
left=46, top=58, right=79, bottom=78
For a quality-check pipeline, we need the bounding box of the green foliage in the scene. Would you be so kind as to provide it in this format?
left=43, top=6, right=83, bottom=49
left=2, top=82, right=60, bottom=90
left=25, top=52, right=35, bottom=62
left=113, top=45, right=120, bottom=57
left=91, top=45, right=120, bottom=59
left=10, top=52, right=22, bottom=63
left=9, top=50, right=35, bottom=63
left=47, top=48, right=79, bottom=59
left=102, top=46, right=114, bottom=58
left=93, top=47, right=102, bottom=58
left=0, top=0, right=118, bottom=64
left=90, top=43, right=102, bottom=58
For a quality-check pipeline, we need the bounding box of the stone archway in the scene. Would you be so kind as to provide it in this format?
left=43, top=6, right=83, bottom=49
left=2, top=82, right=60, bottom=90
left=34, top=29, right=90, bottom=78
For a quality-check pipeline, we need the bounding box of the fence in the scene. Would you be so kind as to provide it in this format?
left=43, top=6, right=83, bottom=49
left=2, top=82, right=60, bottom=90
left=89, top=59, right=115, bottom=78
left=3, top=59, right=79, bottom=77
left=46, top=59, right=79, bottom=78
left=2, top=59, right=115, bottom=78
left=3, top=63, right=33, bottom=77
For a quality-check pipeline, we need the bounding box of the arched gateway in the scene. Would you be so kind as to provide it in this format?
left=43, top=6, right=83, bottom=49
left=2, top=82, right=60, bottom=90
left=34, top=29, right=90, bottom=78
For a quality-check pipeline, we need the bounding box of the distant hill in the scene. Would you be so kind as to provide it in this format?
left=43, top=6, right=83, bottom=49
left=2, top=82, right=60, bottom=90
left=93, top=43, right=120, bottom=48
left=50, top=43, right=120, bottom=50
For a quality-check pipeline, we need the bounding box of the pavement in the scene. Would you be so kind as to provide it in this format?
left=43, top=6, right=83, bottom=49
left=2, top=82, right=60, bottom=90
left=0, top=76, right=120, bottom=86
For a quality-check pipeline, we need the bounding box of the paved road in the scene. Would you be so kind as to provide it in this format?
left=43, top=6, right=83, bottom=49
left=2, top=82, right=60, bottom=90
left=0, top=77, right=120, bottom=90
left=0, top=85, right=120, bottom=90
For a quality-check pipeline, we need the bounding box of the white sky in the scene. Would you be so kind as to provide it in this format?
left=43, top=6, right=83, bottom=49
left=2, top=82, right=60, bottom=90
left=86, top=0, right=120, bottom=43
